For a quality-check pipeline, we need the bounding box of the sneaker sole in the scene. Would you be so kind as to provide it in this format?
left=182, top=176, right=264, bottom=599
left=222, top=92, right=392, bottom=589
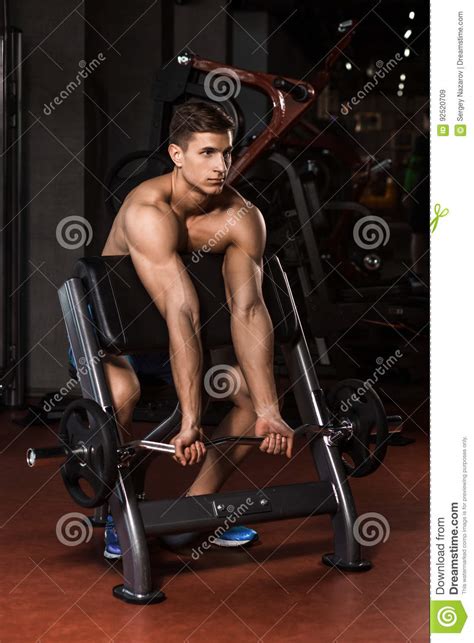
left=213, top=536, right=257, bottom=547
left=103, top=548, right=122, bottom=560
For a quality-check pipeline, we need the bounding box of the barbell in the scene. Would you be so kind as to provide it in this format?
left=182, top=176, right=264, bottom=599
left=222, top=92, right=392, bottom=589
left=26, top=379, right=401, bottom=508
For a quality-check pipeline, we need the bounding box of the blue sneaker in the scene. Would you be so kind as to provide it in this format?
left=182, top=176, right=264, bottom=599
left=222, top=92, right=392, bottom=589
left=104, top=515, right=122, bottom=559
left=213, top=525, right=258, bottom=547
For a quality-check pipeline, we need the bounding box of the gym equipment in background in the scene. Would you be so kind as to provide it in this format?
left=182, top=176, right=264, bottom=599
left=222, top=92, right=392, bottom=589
left=103, top=20, right=356, bottom=217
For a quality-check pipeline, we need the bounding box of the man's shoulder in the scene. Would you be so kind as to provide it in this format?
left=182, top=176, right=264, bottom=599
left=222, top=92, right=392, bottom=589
left=123, top=174, right=172, bottom=213
left=123, top=174, right=172, bottom=216
left=122, top=196, right=178, bottom=239
left=221, top=185, right=261, bottom=220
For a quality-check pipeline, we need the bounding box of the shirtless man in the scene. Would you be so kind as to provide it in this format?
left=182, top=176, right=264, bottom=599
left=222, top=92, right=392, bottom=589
left=100, top=101, right=294, bottom=555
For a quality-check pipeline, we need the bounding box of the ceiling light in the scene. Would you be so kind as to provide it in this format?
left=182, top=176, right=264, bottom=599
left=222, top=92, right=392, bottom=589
left=400, top=73, right=406, bottom=81
left=409, top=11, right=415, bottom=19
left=404, top=48, right=411, bottom=57
left=345, top=62, right=352, bottom=70
left=397, top=90, right=403, bottom=97
left=399, top=83, right=405, bottom=89
left=404, top=29, right=412, bottom=39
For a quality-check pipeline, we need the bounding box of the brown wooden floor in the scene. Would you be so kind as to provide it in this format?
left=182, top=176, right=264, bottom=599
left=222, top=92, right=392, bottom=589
left=0, top=397, right=428, bottom=642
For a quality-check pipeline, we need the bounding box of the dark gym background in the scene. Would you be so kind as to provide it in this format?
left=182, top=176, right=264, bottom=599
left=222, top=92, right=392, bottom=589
left=1, top=0, right=428, bottom=399
left=1, top=1, right=429, bottom=641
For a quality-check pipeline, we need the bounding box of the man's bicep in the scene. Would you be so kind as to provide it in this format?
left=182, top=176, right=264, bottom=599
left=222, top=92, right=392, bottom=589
left=125, top=206, right=198, bottom=318
left=222, top=244, right=264, bottom=313
left=222, top=204, right=266, bottom=311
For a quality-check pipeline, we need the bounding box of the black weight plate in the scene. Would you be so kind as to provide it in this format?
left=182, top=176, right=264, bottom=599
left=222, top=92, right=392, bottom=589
left=59, top=399, right=118, bottom=508
left=327, top=378, right=389, bottom=477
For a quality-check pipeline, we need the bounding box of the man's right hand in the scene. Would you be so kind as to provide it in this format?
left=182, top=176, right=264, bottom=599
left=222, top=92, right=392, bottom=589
left=170, top=425, right=207, bottom=466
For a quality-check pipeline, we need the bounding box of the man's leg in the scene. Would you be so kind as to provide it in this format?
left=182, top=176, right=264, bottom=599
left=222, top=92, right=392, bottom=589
left=159, top=357, right=257, bottom=550
left=101, top=355, right=141, bottom=559
left=187, top=348, right=284, bottom=496
left=161, top=348, right=286, bottom=550
left=187, top=376, right=257, bottom=495
left=102, top=355, right=141, bottom=439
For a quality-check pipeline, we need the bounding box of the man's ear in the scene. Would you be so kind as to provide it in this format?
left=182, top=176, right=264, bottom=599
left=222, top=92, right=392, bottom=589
left=168, top=143, right=183, bottom=168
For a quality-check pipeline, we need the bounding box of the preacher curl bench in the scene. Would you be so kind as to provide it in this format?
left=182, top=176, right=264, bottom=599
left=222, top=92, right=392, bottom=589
left=27, top=252, right=398, bottom=604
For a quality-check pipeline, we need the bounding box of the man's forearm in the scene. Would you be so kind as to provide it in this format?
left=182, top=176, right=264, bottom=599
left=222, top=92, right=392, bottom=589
left=230, top=300, right=280, bottom=417
left=167, top=310, right=203, bottom=423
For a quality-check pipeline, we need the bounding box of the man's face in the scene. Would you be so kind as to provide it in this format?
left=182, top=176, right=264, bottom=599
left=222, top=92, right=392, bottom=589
left=171, top=130, right=233, bottom=195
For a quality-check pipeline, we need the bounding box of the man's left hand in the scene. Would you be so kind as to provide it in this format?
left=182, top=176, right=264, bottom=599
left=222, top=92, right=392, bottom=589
left=254, top=416, right=294, bottom=458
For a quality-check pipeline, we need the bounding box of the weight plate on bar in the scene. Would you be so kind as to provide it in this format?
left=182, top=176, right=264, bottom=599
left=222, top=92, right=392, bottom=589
left=327, top=378, right=389, bottom=477
left=59, top=399, right=118, bottom=508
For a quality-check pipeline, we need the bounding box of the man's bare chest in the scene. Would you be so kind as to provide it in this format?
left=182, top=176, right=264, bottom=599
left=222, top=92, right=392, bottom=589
left=179, top=209, right=234, bottom=254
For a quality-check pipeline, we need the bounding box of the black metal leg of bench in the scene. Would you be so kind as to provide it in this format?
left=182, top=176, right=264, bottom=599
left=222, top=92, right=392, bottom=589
left=109, top=471, right=166, bottom=604
left=281, top=331, right=371, bottom=571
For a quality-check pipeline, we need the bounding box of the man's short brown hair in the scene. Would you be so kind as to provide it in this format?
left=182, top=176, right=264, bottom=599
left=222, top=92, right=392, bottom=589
left=169, top=100, right=235, bottom=150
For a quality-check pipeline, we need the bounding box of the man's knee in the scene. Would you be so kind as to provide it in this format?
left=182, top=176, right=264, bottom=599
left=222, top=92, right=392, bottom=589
left=230, top=383, right=259, bottom=428
left=232, top=388, right=255, bottom=412
left=105, top=362, right=141, bottom=413
left=115, top=376, right=141, bottom=411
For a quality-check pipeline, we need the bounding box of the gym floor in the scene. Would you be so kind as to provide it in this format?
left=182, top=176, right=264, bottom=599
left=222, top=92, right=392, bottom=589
left=0, top=382, right=428, bottom=642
